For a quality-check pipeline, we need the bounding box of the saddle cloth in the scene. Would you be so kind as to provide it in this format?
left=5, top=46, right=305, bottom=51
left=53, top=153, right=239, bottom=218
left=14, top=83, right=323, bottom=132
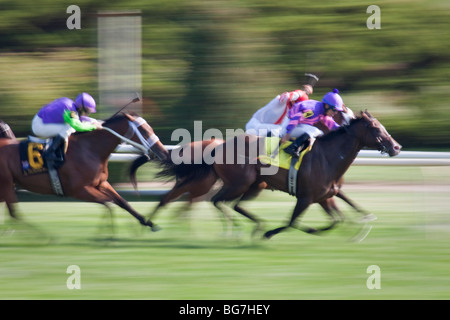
left=19, top=137, right=65, bottom=174
left=258, top=137, right=311, bottom=171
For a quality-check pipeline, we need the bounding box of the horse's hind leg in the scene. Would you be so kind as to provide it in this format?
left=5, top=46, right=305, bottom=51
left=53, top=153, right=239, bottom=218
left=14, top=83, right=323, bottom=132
left=0, top=177, right=20, bottom=220
left=151, top=171, right=217, bottom=219
left=314, top=199, right=340, bottom=233
left=149, top=183, right=187, bottom=220
left=0, top=187, right=19, bottom=235
left=95, top=202, right=117, bottom=239
left=336, top=190, right=376, bottom=222
left=233, top=182, right=265, bottom=237
left=0, top=185, right=49, bottom=240
left=211, top=185, right=251, bottom=235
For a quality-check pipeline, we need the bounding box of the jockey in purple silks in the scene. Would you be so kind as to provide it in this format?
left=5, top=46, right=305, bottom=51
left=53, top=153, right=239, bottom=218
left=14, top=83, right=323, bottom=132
left=281, top=88, right=345, bottom=157
left=31, top=93, right=103, bottom=160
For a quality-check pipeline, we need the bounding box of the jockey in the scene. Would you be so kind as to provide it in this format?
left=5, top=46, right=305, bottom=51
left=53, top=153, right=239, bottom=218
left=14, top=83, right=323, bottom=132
left=245, top=73, right=319, bottom=137
left=31, top=93, right=103, bottom=161
left=281, top=88, right=344, bottom=157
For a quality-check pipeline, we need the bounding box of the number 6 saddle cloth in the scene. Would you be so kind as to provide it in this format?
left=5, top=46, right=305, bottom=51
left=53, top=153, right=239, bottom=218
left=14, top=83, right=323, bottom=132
left=19, top=137, right=65, bottom=176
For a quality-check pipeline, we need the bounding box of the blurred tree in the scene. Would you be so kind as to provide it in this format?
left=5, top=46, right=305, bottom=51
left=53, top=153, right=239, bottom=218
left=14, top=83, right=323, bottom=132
left=0, top=0, right=450, bottom=149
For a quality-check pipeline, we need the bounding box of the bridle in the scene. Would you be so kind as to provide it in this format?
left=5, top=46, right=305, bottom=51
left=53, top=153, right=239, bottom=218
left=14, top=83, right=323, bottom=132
left=374, top=125, right=391, bottom=155
left=102, top=116, right=160, bottom=154
left=343, top=116, right=390, bottom=154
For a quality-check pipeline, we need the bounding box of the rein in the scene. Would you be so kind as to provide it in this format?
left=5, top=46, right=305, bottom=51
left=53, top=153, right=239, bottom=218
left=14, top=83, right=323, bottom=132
left=102, top=117, right=160, bottom=154
left=341, top=117, right=389, bottom=155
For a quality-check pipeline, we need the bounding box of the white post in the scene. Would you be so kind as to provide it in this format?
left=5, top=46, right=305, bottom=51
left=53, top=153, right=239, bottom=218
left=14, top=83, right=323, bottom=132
left=97, top=10, right=142, bottom=117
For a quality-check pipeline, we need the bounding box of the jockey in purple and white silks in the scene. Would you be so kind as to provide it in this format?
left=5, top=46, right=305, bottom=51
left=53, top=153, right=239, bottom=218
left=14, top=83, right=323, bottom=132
left=281, top=89, right=345, bottom=156
left=31, top=93, right=103, bottom=160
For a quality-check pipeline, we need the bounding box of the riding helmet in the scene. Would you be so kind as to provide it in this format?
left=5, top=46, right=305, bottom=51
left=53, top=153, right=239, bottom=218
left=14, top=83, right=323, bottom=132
left=322, top=89, right=344, bottom=111
left=75, top=93, right=97, bottom=113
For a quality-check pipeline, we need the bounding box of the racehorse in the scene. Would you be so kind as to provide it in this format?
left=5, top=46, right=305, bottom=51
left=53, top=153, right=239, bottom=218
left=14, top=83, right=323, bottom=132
left=0, top=113, right=168, bottom=231
left=129, top=110, right=371, bottom=233
left=132, top=111, right=401, bottom=238
left=130, top=138, right=224, bottom=220
left=212, top=111, right=401, bottom=238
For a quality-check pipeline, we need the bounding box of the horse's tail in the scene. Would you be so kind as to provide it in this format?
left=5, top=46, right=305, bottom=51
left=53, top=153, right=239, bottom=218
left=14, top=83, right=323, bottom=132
left=158, top=156, right=214, bottom=185
left=129, top=154, right=151, bottom=190
left=129, top=149, right=216, bottom=191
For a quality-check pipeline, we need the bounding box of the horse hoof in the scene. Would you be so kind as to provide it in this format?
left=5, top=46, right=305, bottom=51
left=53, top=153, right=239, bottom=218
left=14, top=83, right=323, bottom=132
left=263, top=231, right=273, bottom=239
left=360, top=214, right=377, bottom=223
left=150, top=225, right=162, bottom=232
left=306, top=228, right=319, bottom=234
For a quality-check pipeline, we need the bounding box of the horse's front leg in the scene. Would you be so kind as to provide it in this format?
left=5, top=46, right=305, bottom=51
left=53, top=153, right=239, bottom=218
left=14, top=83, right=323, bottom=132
left=75, top=184, right=159, bottom=231
left=335, top=190, right=376, bottom=222
left=98, top=181, right=161, bottom=232
left=264, top=197, right=311, bottom=239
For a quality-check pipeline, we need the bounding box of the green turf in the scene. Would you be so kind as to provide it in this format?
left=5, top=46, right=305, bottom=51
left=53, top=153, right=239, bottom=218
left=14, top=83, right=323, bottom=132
left=1, top=179, right=449, bottom=300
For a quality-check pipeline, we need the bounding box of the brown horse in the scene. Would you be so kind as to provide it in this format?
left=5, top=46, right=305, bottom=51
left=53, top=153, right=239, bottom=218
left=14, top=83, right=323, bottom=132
left=132, top=111, right=401, bottom=238
left=0, top=113, right=168, bottom=231
left=130, top=139, right=224, bottom=220
left=210, top=111, right=401, bottom=239
left=129, top=111, right=371, bottom=233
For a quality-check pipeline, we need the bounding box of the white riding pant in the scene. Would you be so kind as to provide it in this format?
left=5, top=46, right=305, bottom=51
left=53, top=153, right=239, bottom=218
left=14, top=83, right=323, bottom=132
left=282, top=124, right=324, bottom=139
left=245, top=117, right=290, bottom=137
left=31, top=115, right=75, bottom=139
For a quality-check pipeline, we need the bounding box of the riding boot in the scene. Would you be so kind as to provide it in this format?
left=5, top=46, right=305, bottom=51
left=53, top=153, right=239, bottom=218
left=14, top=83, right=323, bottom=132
left=283, top=133, right=310, bottom=157
left=44, top=134, right=65, bottom=163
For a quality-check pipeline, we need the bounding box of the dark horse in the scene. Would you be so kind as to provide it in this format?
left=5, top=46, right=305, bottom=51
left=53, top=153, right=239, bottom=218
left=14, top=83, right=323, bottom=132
left=213, top=111, right=401, bottom=238
left=130, top=139, right=225, bottom=220
left=130, top=110, right=372, bottom=231
left=131, top=111, right=401, bottom=238
left=0, top=113, right=168, bottom=231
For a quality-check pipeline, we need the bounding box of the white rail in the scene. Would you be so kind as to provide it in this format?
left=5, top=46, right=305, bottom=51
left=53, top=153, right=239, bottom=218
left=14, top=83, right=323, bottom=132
left=111, top=144, right=450, bottom=166
left=17, top=146, right=450, bottom=202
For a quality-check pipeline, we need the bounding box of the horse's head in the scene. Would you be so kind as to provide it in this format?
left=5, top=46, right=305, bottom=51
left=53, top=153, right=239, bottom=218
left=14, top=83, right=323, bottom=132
left=354, top=111, right=402, bottom=157
left=124, top=113, right=169, bottom=161
left=103, top=112, right=169, bottom=161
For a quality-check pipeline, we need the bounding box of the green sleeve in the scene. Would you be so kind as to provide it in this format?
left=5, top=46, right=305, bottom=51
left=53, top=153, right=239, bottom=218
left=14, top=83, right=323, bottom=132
left=63, top=110, right=97, bottom=132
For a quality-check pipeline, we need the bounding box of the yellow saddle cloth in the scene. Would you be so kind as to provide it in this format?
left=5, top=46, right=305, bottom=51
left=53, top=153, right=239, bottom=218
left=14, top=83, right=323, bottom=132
left=258, top=137, right=311, bottom=171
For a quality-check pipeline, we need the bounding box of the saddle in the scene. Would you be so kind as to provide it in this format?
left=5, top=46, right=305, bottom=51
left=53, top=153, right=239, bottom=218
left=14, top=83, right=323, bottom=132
left=258, top=137, right=312, bottom=196
left=19, top=136, right=65, bottom=196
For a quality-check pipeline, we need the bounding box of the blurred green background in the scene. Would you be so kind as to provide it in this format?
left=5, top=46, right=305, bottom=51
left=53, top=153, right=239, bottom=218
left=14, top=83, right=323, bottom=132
left=1, top=1, right=450, bottom=300
left=1, top=0, right=450, bottom=148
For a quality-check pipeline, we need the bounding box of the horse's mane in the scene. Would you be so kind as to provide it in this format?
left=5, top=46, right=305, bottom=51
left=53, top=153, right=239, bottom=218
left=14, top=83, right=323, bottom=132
left=316, top=116, right=364, bottom=142
left=102, top=112, right=132, bottom=125
left=72, top=112, right=131, bottom=136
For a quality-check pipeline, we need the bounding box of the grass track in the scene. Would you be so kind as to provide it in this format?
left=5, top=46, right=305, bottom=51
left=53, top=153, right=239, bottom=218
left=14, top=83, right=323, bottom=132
left=1, top=180, right=449, bottom=300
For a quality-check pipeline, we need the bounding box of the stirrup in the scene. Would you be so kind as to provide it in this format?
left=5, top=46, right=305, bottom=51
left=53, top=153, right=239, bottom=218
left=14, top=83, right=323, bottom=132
left=44, top=137, right=65, bottom=165
left=284, top=144, right=301, bottom=157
